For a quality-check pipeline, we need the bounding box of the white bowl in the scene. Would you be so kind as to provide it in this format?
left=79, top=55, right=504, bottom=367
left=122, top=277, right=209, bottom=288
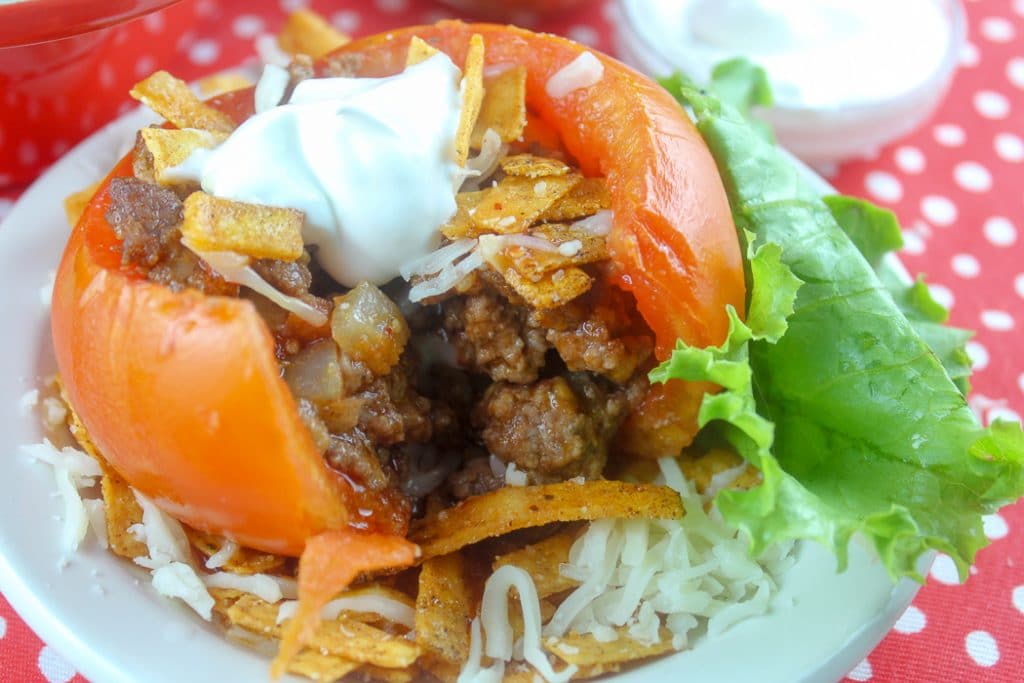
left=0, top=106, right=926, bottom=683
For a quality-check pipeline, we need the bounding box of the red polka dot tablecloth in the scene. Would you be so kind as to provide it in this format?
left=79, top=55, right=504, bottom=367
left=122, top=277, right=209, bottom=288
left=1, top=0, right=1022, bottom=681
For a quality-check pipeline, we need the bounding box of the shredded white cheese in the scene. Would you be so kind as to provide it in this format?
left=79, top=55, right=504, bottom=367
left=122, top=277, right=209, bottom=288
left=152, top=562, right=216, bottom=621
left=462, top=128, right=506, bottom=191
left=408, top=249, right=485, bottom=303
left=204, top=572, right=284, bottom=604
left=204, top=538, right=239, bottom=569
left=19, top=389, right=39, bottom=415
left=182, top=239, right=328, bottom=327
left=545, top=52, right=604, bottom=99
left=572, top=210, right=613, bottom=236
left=41, top=397, right=68, bottom=431
left=131, top=491, right=192, bottom=570
left=276, top=592, right=415, bottom=627
left=83, top=499, right=109, bottom=550
left=400, top=238, right=478, bottom=280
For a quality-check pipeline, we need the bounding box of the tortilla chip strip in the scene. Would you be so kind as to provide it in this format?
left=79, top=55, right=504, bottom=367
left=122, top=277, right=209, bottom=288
left=406, top=36, right=440, bottom=66
left=501, top=154, right=570, bottom=178
left=278, top=9, right=351, bottom=59
left=454, top=34, right=485, bottom=167
left=545, top=628, right=676, bottom=667
left=230, top=593, right=419, bottom=668
left=472, top=66, right=527, bottom=147
left=536, top=178, right=610, bottom=224
left=182, top=191, right=305, bottom=261
left=493, top=530, right=580, bottom=598
left=355, top=665, right=417, bottom=683
left=503, top=224, right=608, bottom=284
left=100, top=466, right=148, bottom=560
left=440, top=190, right=487, bottom=240
left=130, top=71, right=235, bottom=134
left=472, top=174, right=581, bottom=235
left=679, top=448, right=761, bottom=493
left=140, top=128, right=228, bottom=185
left=186, top=527, right=289, bottom=575
left=63, top=182, right=100, bottom=227
left=412, top=481, right=683, bottom=559
left=198, top=72, right=253, bottom=97
left=501, top=265, right=593, bottom=309
left=273, top=530, right=419, bottom=678
left=415, top=553, right=473, bottom=666
left=289, top=651, right=361, bottom=683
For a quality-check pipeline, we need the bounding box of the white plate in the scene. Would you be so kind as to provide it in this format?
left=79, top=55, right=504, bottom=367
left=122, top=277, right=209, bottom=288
left=0, top=107, right=925, bottom=683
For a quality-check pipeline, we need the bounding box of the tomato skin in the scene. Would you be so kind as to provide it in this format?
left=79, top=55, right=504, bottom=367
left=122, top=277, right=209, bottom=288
left=329, top=22, right=745, bottom=356
left=51, top=156, right=358, bottom=556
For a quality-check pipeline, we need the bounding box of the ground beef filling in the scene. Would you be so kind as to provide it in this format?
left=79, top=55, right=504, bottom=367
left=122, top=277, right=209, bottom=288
left=108, top=147, right=666, bottom=527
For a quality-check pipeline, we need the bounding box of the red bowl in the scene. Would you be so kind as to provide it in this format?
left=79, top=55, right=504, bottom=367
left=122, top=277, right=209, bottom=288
left=0, top=0, right=190, bottom=187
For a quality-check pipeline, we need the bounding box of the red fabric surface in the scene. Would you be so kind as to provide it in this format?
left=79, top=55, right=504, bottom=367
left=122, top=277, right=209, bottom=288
left=1, top=0, right=1022, bottom=681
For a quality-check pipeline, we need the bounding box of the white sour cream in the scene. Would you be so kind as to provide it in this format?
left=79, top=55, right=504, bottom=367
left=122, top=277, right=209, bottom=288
left=172, top=54, right=464, bottom=287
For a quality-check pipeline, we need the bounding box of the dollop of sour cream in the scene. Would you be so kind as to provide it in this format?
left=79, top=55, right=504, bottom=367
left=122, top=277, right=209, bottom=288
left=171, top=54, right=464, bottom=287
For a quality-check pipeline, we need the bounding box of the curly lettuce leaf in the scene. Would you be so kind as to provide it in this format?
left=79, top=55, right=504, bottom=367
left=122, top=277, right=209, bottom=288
left=707, top=58, right=774, bottom=142
left=823, top=195, right=974, bottom=393
left=657, top=77, right=1024, bottom=581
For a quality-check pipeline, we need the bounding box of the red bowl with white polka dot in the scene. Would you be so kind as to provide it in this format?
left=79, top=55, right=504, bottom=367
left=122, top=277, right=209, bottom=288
left=0, top=0, right=195, bottom=187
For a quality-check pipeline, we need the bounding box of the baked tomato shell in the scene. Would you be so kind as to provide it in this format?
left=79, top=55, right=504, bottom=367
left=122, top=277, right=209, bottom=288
left=50, top=22, right=744, bottom=558
left=51, top=156, right=353, bottom=557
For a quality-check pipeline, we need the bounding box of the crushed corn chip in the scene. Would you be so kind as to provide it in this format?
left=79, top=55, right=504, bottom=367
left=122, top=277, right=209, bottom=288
left=439, top=191, right=488, bottom=240
left=197, top=73, right=253, bottom=97
left=493, top=530, right=580, bottom=598
left=454, top=34, right=485, bottom=167
left=544, top=628, right=676, bottom=667
left=182, top=192, right=305, bottom=261
left=411, top=481, right=683, bottom=559
left=471, top=66, right=527, bottom=147
left=505, top=223, right=608, bottom=282
left=63, top=182, right=100, bottom=227
left=500, top=154, right=570, bottom=178
left=415, top=554, right=473, bottom=665
left=471, top=174, right=580, bottom=235
left=406, top=36, right=440, bottom=66
left=277, top=9, right=351, bottom=59
left=229, top=593, right=420, bottom=668
left=499, top=265, right=593, bottom=309
left=536, top=177, right=611, bottom=224
left=100, top=467, right=148, bottom=560
left=130, top=71, right=235, bottom=134
left=140, top=128, right=228, bottom=185
left=186, top=528, right=289, bottom=576
left=288, top=651, right=361, bottom=682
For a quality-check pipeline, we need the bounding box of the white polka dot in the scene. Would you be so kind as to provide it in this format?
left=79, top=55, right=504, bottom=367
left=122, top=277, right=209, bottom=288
left=135, top=55, right=156, bottom=78
left=974, top=90, right=1011, bottom=119
left=921, top=195, right=957, bottom=226
left=959, top=41, right=980, bottom=67
left=982, top=513, right=1009, bottom=540
left=1016, top=273, right=1024, bottom=298
left=981, top=310, right=1014, bottom=331
left=99, top=62, right=116, bottom=89
left=954, top=161, right=993, bottom=193
left=965, top=630, right=1000, bottom=667
left=1018, top=373, right=1024, bottom=394
left=1016, top=0, right=1024, bottom=16
left=278, top=0, right=308, bottom=11
left=232, top=14, right=264, bottom=39
left=193, top=0, right=216, bottom=16
left=375, top=0, right=408, bottom=12
left=902, top=230, right=926, bottom=255
left=865, top=171, right=903, bottom=202
left=930, top=553, right=961, bottom=584
left=142, top=11, right=164, bottom=33
left=966, top=341, right=989, bottom=370
left=983, top=216, right=1016, bottom=246
left=188, top=39, right=220, bottom=66
left=928, top=284, right=953, bottom=309
left=0, top=614, right=6, bottom=638
left=18, top=140, right=38, bottom=166
left=995, top=132, right=1024, bottom=162
left=894, top=145, right=925, bottom=174
left=567, top=25, right=600, bottom=46
left=1007, top=58, right=1024, bottom=91
left=332, top=9, right=360, bottom=33
left=893, top=605, right=927, bottom=634
left=980, top=16, right=1015, bottom=42
left=38, top=645, right=76, bottom=683
left=988, top=406, right=1022, bottom=424
left=934, top=123, right=966, bottom=146
left=847, top=658, right=872, bottom=681
left=951, top=253, right=980, bottom=278
left=1013, top=585, right=1024, bottom=614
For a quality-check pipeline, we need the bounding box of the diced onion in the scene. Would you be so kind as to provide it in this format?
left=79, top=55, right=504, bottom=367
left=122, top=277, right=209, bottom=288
left=545, top=52, right=604, bottom=99
left=408, top=249, right=485, bottom=302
